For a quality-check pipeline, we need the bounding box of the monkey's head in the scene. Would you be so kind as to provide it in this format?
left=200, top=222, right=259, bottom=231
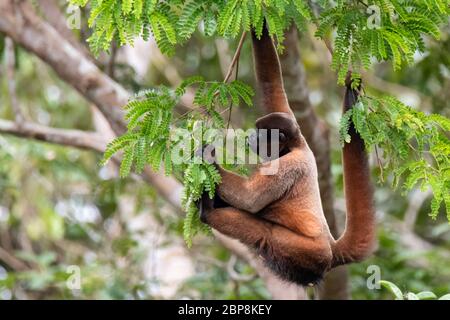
left=248, top=112, right=302, bottom=160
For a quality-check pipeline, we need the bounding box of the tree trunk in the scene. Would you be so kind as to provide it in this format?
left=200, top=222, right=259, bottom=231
left=280, top=26, right=350, bottom=300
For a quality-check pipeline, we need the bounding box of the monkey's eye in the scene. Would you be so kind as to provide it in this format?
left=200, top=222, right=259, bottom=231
left=279, top=132, right=287, bottom=142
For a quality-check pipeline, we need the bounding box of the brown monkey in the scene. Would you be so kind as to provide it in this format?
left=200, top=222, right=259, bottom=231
left=200, top=25, right=375, bottom=286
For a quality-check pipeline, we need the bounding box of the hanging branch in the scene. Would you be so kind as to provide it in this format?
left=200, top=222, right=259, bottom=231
left=226, top=32, right=246, bottom=129
left=223, top=32, right=247, bottom=83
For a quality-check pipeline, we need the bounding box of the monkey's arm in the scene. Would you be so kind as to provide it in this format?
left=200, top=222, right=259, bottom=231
left=216, top=149, right=304, bottom=213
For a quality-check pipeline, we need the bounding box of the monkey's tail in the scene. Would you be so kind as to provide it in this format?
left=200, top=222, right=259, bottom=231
left=331, top=73, right=376, bottom=268
left=251, top=21, right=293, bottom=115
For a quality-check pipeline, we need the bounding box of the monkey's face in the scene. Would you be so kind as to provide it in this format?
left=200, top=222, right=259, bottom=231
left=248, top=112, right=300, bottom=160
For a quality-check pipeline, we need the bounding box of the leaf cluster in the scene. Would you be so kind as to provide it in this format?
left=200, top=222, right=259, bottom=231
left=100, top=76, right=253, bottom=245
left=340, top=95, right=450, bottom=220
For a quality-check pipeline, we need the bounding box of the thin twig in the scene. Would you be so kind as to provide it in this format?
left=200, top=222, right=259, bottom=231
left=323, top=37, right=334, bottom=55
left=356, top=0, right=369, bottom=8
left=226, top=41, right=242, bottom=130
left=174, top=32, right=248, bottom=124
left=223, top=32, right=247, bottom=83
left=374, top=146, right=384, bottom=181
left=5, top=37, right=24, bottom=124
left=108, top=41, right=117, bottom=79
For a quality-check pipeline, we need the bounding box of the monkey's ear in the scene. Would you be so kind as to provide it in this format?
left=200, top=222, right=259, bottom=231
left=255, top=112, right=298, bottom=136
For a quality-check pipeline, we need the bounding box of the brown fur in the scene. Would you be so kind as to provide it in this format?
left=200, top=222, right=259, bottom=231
left=331, top=74, right=376, bottom=267
left=200, top=25, right=376, bottom=286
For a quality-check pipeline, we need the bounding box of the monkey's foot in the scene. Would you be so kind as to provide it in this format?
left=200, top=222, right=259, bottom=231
left=198, top=193, right=214, bottom=223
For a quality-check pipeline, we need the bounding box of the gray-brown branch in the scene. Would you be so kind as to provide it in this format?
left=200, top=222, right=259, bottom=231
left=0, top=0, right=127, bottom=135
left=5, top=37, right=24, bottom=123
left=0, top=119, right=106, bottom=152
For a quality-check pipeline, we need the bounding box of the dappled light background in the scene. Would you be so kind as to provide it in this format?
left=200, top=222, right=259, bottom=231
left=0, top=0, right=449, bottom=300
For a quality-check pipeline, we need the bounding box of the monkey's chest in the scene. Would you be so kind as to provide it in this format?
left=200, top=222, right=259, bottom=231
left=261, top=205, right=324, bottom=238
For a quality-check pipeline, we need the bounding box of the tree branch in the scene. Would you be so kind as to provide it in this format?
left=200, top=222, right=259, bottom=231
left=223, top=32, right=247, bottom=83
left=0, top=0, right=127, bottom=135
left=0, top=1, right=186, bottom=225
left=0, top=118, right=106, bottom=152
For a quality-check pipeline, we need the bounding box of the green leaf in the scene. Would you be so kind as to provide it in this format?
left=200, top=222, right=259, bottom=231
left=405, top=292, right=419, bottom=300
left=379, top=280, right=404, bottom=300
left=416, top=291, right=438, bottom=300
left=438, top=294, right=450, bottom=300
left=119, top=146, right=135, bottom=177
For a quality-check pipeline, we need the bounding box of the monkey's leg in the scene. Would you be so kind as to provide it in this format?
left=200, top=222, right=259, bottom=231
left=203, top=207, right=332, bottom=275
left=203, top=207, right=273, bottom=246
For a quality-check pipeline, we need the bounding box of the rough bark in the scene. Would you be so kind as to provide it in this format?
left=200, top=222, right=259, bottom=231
left=280, top=26, right=350, bottom=299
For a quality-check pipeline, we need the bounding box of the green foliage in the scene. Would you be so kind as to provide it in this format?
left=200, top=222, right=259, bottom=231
left=100, top=77, right=253, bottom=246
left=0, top=133, right=150, bottom=299
left=68, top=0, right=313, bottom=55
left=178, top=252, right=269, bottom=299
left=2, top=14, right=450, bottom=300
left=380, top=280, right=450, bottom=300
left=101, top=87, right=175, bottom=176
left=69, top=0, right=178, bottom=55
left=340, top=95, right=450, bottom=221
left=69, top=0, right=450, bottom=244
left=75, top=0, right=450, bottom=242
left=349, top=223, right=450, bottom=299
left=316, top=0, right=449, bottom=83
left=70, top=0, right=450, bottom=81
left=181, top=159, right=220, bottom=248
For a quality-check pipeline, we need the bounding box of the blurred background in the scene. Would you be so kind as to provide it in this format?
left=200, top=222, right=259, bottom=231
left=0, top=0, right=449, bottom=300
